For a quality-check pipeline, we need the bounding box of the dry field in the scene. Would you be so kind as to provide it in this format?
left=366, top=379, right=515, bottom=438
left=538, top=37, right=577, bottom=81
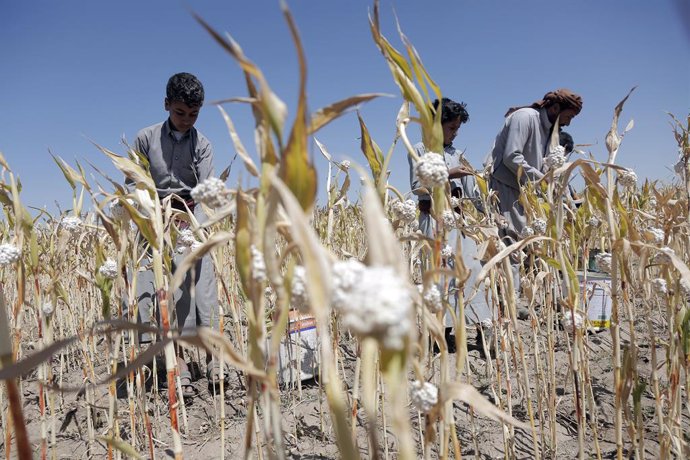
left=1, top=2, right=689, bottom=459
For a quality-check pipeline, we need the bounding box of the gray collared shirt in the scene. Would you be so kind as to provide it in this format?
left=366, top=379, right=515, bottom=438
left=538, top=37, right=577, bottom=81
left=490, top=107, right=553, bottom=190
left=133, top=119, right=214, bottom=199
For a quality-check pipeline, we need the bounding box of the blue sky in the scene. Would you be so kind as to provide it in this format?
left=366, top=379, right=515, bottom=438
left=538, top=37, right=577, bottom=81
left=2, top=0, right=689, bottom=214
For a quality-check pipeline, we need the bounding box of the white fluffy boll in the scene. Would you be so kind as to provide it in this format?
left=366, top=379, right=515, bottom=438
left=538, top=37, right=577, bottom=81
left=531, top=218, right=547, bottom=235
left=415, top=153, right=448, bottom=189
left=651, top=278, right=668, bottom=295
left=60, top=216, right=83, bottom=233
left=332, top=262, right=412, bottom=350
left=191, top=177, right=229, bottom=208
left=422, top=284, right=443, bottom=313
left=617, top=169, right=638, bottom=190
left=595, top=252, right=612, bottom=274
left=98, top=258, right=118, bottom=280
left=291, top=265, right=309, bottom=313
left=0, top=244, right=21, bottom=266
left=409, top=380, right=439, bottom=414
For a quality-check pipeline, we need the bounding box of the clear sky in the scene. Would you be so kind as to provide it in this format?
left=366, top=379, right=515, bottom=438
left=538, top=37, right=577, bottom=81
left=2, top=0, right=689, bottom=215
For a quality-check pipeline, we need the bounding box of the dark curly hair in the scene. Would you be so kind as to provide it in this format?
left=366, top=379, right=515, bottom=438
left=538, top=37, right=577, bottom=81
left=432, top=97, right=469, bottom=124
left=166, top=72, right=205, bottom=107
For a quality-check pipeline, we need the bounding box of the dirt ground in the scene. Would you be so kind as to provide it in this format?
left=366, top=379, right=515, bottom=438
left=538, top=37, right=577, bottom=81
left=1, top=301, right=683, bottom=460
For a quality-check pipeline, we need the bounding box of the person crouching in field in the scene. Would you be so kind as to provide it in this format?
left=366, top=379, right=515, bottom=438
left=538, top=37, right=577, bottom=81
left=408, top=97, right=491, bottom=353
left=129, top=72, right=226, bottom=396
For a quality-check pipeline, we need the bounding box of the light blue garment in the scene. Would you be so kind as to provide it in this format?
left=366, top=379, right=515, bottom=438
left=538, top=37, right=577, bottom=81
left=409, top=141, right=492, bottom=324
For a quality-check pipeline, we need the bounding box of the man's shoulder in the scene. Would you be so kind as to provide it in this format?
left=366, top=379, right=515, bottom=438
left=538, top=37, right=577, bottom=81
left=135, top=121, right=165, bottom=140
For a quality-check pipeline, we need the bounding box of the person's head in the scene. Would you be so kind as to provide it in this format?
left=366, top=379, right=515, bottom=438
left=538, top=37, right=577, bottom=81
left=432, top=97, right=469, bottom=146
left=542, top=89, right=583, bottom=127
left=164, top=72, right=205, bottom=133
left=559, top=131, right=574, bottom=154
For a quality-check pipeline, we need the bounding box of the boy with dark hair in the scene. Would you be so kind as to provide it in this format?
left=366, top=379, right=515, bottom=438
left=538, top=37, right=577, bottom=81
left=408, top=97, right=490, bottom=353
left=132, top=72, right=224, bottom=395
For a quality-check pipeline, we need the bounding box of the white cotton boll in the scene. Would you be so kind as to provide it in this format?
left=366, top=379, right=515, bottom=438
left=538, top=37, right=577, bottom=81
left=545, top=152, right=566, bottom=170
left=178, top=229, right=197, bottom=247
left=190, top=241, right=203, bottom=252
left=646, top=227, right=664, bottom=245
left=647, top=196, right=657, bottom=209
left=531, top=218, right=547, bottom=235
left=60, top=216, right=83, bottom=233
left=415, top=153, right=448, bottom=189
left=679, top=278, right=690, bottom=297
left=340, top=160, right=351, bottom=170
left=442, top=210, right=456, bottom=231
left=441, top=244, right=453, bottom=259
left=550, top=144, right=566, bottom=156
left=423, top=284, right=443, bottom=313
left=519, top=226, right=534, bottom=239
left=251, top=245, right=266, bottom=282
left=0, top=244, right=21, bottom=266
left=595, top=252, right=612, bottom=274
left=291, top=265, right=309, bottom=313
left=392, top=200, right=417, bottom=224
left=450, top=197, right=461, bottom=209
left=335, top=264, right=412, bottom=350
left=191, top=177, right=229, bottom=208
left=410, top=381, right=438, bottom=414
left=98, top=258, right=118, bottom=280
left=408, top=219, right=419, bottom=232
left=588, top=216, right=601, bottom=228
left=41, top=302, right=54, bottom=318
left=617, top=169, right=638, bottom=190
left=651, top=278, right=667, bottom=295
left=561, top=310, right=586, bottom=331
left=402, top=200, right=417, bottom=222
left=331, top=259, right=367, bottom=310
left=264, top=285, right=274, bottom=299
left=652, top=247, right=674, bottom=265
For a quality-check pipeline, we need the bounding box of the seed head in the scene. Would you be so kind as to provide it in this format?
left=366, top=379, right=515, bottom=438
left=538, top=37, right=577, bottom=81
left=519, top=226, right=535, bottom=239
left=441, top=244, right=453, bottom=259
left=415, top=153, right=448, bottom=189
left=651, top=278, right=667, bottom=295
left=291, top=265, right=309, bottom=313
left=333, top=262, right=412, bottom=350
left=595, top=252, right=612, bottom=274
left=41, top=302, right=55, bottom=318
left=191, top=177, right=229, bottom=208
left=531, top=218, right=547, bottom=235
left=177, top=229, right=197, bottom=247
left=588, top=216, right=601, bottom=228
left=251, top=245, right=266, bottom=282
left=60, top=216, right=83, bottom=233
left=442, top=210, right=457, bottom=231
left=617, top=169, right=637, bottom=190
left=561, top=310, right=586, bottom=331
left=0, top=244, right=21, bottom=266
left=544, top=145, right=565, bottom=169
left=423, top=284, right=443, bottom=313
left=680, top=278, right=690, bottom=297
left=98, top=258, right=118, bottom=280
left=391, top=200, right=417, bottom=224
left=410, top=380, right=438, bottom=414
